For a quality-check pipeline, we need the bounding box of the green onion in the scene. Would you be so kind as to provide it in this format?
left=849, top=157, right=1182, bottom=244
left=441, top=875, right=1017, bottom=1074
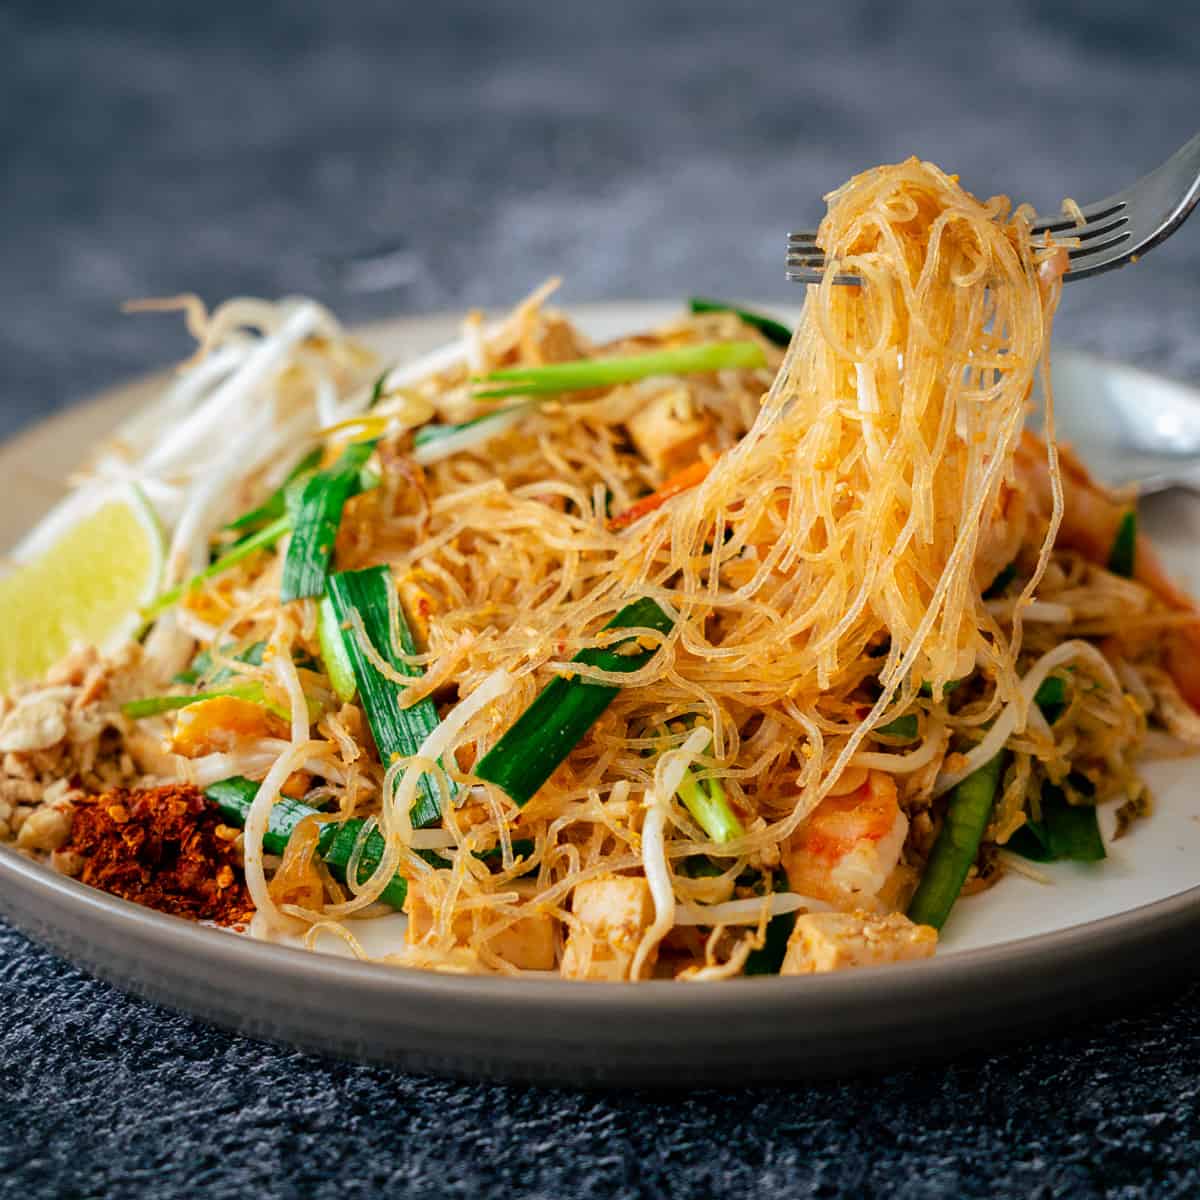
left=907, top=754, right=1004, bottom=930
left=982, top=562, right=1017, bottom=599
left=280, top=440, right=378, bottom=603
left=677, top=768, right=743, bottom=844
left=175, top=640, right=266, bottom=686
left=146, top=515, right=291, bottom=616
left=1006, top=784, right=1106, bottom=863
left=919, top=678, right=962, bottom=700
left=411, top=402, right=533, bottom=460
left=325, top=567, right=444, bottom=827
left=368, top=369, right=390, bottom=409
left=475, top=598, right=674, bottom=806
left=1108, top=510, right=1137, bottom=578
left=205, top=777, right=409, bottom=909
left=878, top=713, right=919, bottom=739
left=743, top=870, right=797, bottom=976
left=1035, top=675, right=1068, bottom=724
left=687, top=298, right=792, bottom=348
left=226, top=447, right=323, bottom=534
left=471, top=342, right=768, bottom=400
left=422, top=839, right=538, bottom=872
left=207, top=777, right=537, bottom=907
left=123, top=682, right=270, bottom=721
left=317, top=594, right=357, bottom=703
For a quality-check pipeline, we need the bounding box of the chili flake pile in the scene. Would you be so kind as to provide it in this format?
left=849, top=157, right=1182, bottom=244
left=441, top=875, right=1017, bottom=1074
left=61, top=784, right=254, bottom=926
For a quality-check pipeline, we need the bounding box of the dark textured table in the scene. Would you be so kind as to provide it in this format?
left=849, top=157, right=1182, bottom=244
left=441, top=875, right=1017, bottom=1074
left=3, top=2, right=1199, bottom=1196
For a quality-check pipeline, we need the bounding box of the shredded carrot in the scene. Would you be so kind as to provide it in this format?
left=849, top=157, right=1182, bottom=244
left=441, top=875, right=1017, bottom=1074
left=608, top=460, right=712, bottom=531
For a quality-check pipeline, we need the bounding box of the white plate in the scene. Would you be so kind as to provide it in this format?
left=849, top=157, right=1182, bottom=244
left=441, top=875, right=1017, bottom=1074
left=1, top=301, right=1198, bottom=1084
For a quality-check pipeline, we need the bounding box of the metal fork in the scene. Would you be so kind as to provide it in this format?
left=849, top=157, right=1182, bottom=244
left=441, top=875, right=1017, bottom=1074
left=786, top=131, right=1200, bottom=285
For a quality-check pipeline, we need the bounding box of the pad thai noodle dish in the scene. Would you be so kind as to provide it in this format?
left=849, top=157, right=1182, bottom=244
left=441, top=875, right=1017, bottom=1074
left=5, top=157, right=1200, bottom=981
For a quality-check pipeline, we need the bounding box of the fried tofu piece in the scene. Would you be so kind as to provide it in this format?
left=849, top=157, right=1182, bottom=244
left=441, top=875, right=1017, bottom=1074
left=488, top=913, right=557, bottom=971
left=404, top=887, right=556, bottom=971
left=560, top=873, right=655, bottom=981
left=780, top=910, right=937, bottom=975
left=626, top=389, right=711, bottom=475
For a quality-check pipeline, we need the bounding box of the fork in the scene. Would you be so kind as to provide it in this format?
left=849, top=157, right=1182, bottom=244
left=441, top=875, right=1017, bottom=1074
left=786, top=130, right=1200, bottom=285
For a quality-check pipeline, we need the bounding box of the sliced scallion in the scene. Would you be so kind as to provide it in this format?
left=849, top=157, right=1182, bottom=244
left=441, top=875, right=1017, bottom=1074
left=411, top=402, right=533, bottom=466
left=317, top=594, right=357, bottom=703
left=146, top=514, right=291, bottom=617
left=743, top=870, right=797, bottom=976
left=878, top=713, right=919, bottom=739
left=205, top=777, right=409, bottom=909
left=123, top=682, right=271, bottom=721
left=907, top=753, right=1004, bottom=930
left=1034, top=675, right=1068, bottom=724
left=280, top=440, right=378, bottom=603
left=226, top=447, right=323, bottom=534
left=175, top=640, right=267, bottom=686
left=1006, top=784, right=1106, bottom=863
left=472, top=342, right=767, bottom=400
left=1108, top=510, right=1137, bottom=578
left=687, top=298, right=792, bottom=347
left=982, top=562, right=1017, bottom=599
left=325, top=567, right=444, bottom=827
left=677, top=767, right=743, bottom=844
left=475, top=598, right=674, bottom=806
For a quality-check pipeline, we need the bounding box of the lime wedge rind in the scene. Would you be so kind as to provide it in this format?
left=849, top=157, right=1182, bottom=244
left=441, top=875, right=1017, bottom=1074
left=0, top=483, right=166, bottom=692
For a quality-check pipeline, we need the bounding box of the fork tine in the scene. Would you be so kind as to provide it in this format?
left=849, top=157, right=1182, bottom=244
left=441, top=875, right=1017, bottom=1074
left=785, top=267, right=826, bottom=284
left=1065, top=228, right=1132, bottom=262
left=787, top=248, right=825, bottom=267
left=786, top=266, right=862, bottom=285
left=787, top=231, right=819, bottom=246
left=1030, top=199, right=1127, bottom=234
left=1050, top=213, right=1130, bottom=243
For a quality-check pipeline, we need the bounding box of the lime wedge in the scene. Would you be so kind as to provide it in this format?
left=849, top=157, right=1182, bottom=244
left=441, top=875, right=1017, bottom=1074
left=0, top=485, right=165, bottom=691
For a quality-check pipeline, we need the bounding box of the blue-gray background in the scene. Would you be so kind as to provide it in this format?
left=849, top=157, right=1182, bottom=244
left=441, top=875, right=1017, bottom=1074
left=2, top=2, right=1199, bottom=1196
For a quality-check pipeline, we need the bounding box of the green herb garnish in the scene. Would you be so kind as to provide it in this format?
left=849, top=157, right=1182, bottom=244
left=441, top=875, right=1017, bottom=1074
left=687, top=298, right=792, bottom=347
left=471, top=342, right=767, bottom=400
left=325, top=567, right=444, bottom=827
left=475, top=598, right=674, bottom=806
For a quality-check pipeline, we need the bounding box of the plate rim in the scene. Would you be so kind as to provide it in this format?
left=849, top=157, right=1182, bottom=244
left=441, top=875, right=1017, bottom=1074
left=3, top=300, right=1200, bottom=1082
left=2, top=834, right=1199, bottom=1004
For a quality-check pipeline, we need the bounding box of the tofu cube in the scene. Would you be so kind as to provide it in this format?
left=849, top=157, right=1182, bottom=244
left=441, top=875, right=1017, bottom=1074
left=561, top=873, right=655, bottom=981
left=780, top=911, right=937, bottom=975
left=626, top=389, right=711, bottom=475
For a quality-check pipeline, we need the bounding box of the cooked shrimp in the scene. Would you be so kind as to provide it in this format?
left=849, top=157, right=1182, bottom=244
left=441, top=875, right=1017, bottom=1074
left=1016, top=431, right=1200, bottom=710
left=782, top=771, right=908, bottom=913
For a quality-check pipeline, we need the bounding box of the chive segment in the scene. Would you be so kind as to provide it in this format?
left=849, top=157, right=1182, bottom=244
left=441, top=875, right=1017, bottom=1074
left=677, top=768, right=743, bottom=844
left=317, top=594, right=358, bottom=703
left=907, top=754, right=1004, bottom=930
left=1108, top=510, right=1137, bottom=578
left=983, top=562, right=1017, bottom=599
left=175, top=640, right=267, bottom=686
left=1034, top=675, right=1068, bottom=724
left=687, top=298, right=792, bottom=348
left=743, top=870, right=797, bottom=976
left=146, top=514, right=291, bottom=616
left=325, top=567, right=444, bottom=827
left=472, top=342, right=767, bottom=400
left=226, top=447, right=323, bottom=534
left=205, top=777, right=409, bottom=909
left=122, top=682, right=270, bottom=721
left=475, top=598, right=674, bottom=806
left=280, top=440, right=378, bottom=603
left=1006, top=785, right=1106, bottom=863
left=205, top=777, right=537, bottom=909
left=878, top=713, right=919, bottom=739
